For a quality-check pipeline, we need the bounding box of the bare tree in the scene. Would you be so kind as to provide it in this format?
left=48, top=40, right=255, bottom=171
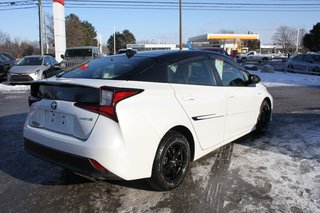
left=46, top=14, right=55, bottom=48
left=272, top=26, right=296, bottom=53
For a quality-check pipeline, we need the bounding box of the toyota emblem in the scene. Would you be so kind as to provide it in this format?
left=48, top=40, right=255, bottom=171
left=51, top=101, right=57, bottom=110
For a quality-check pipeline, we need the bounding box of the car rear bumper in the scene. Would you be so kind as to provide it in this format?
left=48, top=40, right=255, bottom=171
left=23, top=113, right=158, bottom=181
left=24, top=138, right=122, bottom=180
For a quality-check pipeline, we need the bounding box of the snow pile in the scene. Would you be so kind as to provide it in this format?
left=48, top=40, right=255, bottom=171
left=0, top=81, right=30, bottom=94
left=250, top=70, right=320, bottom=87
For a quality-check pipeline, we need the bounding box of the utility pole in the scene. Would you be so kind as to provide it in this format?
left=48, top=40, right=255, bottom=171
left=38, top=0, right=44, bottom=55
left=179, top=0, right=182, bottom=50
left=44, top=12, right=48, bottom=54
left=113, top=26, right=116, bottom=54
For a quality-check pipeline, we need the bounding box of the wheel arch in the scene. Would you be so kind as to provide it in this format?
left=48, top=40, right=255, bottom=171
left=169, top=125, right=195, bottom=161
left=263, top=97, right=272, bottom=109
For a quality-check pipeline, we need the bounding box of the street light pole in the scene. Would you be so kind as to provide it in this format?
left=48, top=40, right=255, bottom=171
left=38, top=0, right=44, bottom=55
left=179, top=0, right=182, bottom=50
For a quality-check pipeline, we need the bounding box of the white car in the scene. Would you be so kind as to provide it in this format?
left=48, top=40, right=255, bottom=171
left=24, top=50, right=273, bottom=191
left=8, top=55, right=60, bottom=84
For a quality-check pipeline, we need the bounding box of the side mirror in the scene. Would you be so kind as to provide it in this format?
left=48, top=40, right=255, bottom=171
left=54, top=64, right=61, bottom=70
left=60, top=54, right=65, bottom=59
left=249, top=74, right=261, bottom=84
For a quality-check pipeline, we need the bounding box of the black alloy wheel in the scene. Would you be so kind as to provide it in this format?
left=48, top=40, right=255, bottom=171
left=255, top=100, right=271, bottom=135
left=149, top=130, right=191, bottom=191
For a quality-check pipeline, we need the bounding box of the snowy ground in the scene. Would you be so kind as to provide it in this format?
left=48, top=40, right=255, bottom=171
left=249, top=70, right=320, bottom=87
left=1, top=70, right=320, bottom=94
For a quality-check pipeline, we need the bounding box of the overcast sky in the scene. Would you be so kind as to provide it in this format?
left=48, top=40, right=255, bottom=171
left=0, top=0, right=319, bottom=44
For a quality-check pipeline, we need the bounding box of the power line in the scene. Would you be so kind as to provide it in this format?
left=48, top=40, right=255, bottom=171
left=1, top=0, right=320, bottom=12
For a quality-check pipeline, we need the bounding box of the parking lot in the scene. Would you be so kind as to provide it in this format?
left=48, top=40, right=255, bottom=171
left=0, top=77, right=319, bottom=212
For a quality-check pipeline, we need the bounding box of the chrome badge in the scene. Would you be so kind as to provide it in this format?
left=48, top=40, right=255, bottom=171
left=51, top=101, right=57, bottom=110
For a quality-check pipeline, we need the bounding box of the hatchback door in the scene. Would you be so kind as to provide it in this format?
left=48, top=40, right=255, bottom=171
left=169, top=59, right=227, bottom=150
left=28, top=83, right=100, bottom=140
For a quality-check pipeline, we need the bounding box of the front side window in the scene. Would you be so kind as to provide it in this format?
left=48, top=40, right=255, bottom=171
left=211, top=57, right=247, bottom=87
left=169, top=60, right=215, bottom=86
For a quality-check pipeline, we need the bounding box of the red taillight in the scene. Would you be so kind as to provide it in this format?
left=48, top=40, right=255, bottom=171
left=75, top=87, right=143, bottom=122
left=28, top=96, right=41, bottom=106
left=89, top=159, right=107, bottom=171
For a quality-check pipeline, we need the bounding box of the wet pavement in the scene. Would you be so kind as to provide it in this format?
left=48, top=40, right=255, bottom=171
left=0, top=86, right=320, bottom=212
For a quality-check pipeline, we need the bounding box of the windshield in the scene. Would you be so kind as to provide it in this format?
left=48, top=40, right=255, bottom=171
left=65, top=49, right=93, bottom=57
left=62, top=55, right=154, bottom=80
left=17, top=57, right=43, bottom=66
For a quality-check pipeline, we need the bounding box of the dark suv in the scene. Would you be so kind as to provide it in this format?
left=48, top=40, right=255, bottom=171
left=60, top=46, right=101, bottom=70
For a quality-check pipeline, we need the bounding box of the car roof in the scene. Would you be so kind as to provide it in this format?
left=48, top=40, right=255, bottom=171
left=131, top=50, right=224, bottom=64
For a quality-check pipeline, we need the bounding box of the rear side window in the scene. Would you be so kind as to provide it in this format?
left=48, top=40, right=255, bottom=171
left=62, top=55, right=154, bottom=80
left=129, top=64, right=168, bottom=83
left=169, top=60, right=216, bottom=86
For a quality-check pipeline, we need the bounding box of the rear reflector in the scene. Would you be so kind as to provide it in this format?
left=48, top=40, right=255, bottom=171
left=75, top=87, right=143, bottom=122
left=89, top=159, right=108, bottom=171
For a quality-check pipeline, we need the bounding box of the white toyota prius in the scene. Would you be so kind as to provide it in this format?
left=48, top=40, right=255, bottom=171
left=24, top=50, right=273, bottom=191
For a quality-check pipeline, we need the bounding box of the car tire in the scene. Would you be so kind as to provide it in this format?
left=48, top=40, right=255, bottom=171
left=255, top=100, right=271, bottom=135
left=149, top=130, right=191, bottom=191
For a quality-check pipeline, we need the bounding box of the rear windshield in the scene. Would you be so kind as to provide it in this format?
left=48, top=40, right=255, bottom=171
left=62, top=55, right=154, bottom=80
left=65, top=49, right=93, bottom=57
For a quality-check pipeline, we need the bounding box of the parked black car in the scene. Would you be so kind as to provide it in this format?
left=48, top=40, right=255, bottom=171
left=0, top=54, right=12, bottom=79
left=0, top=52, right=16, bottom=67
